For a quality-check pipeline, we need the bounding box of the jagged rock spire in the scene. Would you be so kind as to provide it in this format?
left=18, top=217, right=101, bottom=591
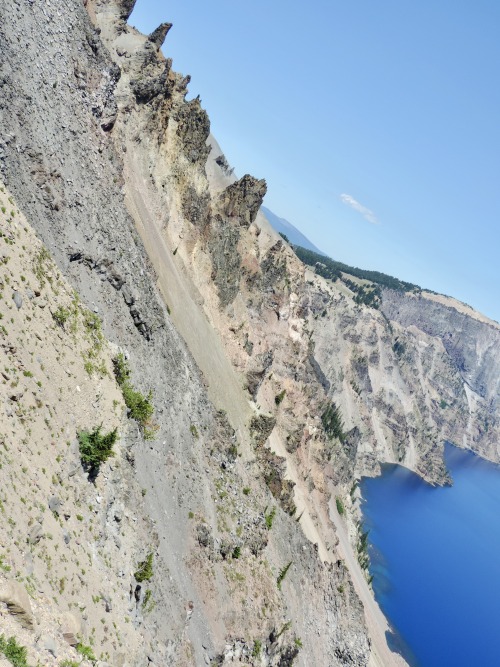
left=117, top=0, right=137, bottom=21
left=148, top=22, right=172, bottom=50
left=220, top=175, right=267, bottom=227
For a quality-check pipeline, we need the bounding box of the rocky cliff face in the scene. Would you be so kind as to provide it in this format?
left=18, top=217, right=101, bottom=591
left=0, top=1, right=497, bottom=666
left=313, top=284, right=500, bottom=485
left=0, top=1, right=370, bottom=666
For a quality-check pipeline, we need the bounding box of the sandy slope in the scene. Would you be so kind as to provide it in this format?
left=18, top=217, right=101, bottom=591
left=123, top=155, right=254, bottom=451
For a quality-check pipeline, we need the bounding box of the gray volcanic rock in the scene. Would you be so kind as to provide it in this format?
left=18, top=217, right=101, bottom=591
left=0, top=0, right=372, bottom=665
left=219, top=174, right=268, bottom=227
left=148, top=22, right=172, bottom=50
left=0, top=581, right=34, bottom=629
left=117, top=0, right=137, bottom=21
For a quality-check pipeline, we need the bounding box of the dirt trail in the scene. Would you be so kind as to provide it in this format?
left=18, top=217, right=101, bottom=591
left=329, top=498, right=408, bottom=667
left=123, top=160, right=254, bottom=450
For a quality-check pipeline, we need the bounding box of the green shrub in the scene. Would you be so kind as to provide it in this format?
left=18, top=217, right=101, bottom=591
left=0, top=635, right=28, bottom=667
left=335, top=496, right=345, bottom=516
left=277, top=561, right=292, bottom=590
left=113, top=354, right=155, bottom=437
left=134, top=552, right=154, bottom=582
left=122, top=384, right=154, bottom=424
left=252, top=639, right=262, bottom=658
left=78, top=426, right=117, bottom=471
left=0, top=555, right=11, bottom=572
left=321, top=402, right=345, bottom=442
left=142, top=588, right=155, bottom=613
left=52, top=306, right=71, bottom=327
left=265, top=507, right=276, bottom=530
left=76, top=643, right=96, bottom=663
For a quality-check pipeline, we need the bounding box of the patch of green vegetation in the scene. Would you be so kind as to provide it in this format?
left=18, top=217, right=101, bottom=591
left=76, top=643, right=96, bottom=663
left=357, top=523, right=371, bottom=576
left=81, top=310, right=107, bottom=377
left=33, top=246, right=52, bottom=288
left=277, top=561, right=292, bottom=590
left=0, top=555, right=11, bottom=573
left=190, top=424, right=199, bottom=439
left=321, top=402, right=345, bottom=442
left=0, top=635, right=28, bottom=667
left=276, top=621, right=292, bottom=638
left=293, top=245, right=421, bottom=294
left=265, top=506, right=276, bottom=530
left=134, top=552, right=154, bottom=583
left=252, top=639, right=262, bottom=658
left=335, top=496, right=345, bottom=516
left=78, top=425, right=117, bottom=472
left=113, top=354, right=156, bottom=439
left=142, top=588, right=156, bottom=613
left=52, top=306, right=71, bottom=327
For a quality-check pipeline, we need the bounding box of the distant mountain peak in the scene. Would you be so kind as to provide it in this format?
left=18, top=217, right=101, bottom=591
left=261, top=206, right=326, bottom=256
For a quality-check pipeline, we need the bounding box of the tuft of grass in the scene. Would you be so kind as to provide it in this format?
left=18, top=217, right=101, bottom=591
left=76, top=643, right=96, bottom=663
left=277, top=561, right=292, bottom=590
left=335, top=496, right=345, bottom=516
left=0, top=635, right=28, bottom=667
left=265, top=507, right=276, bottom=530
left=0, top=555, right=11, bottom=573
left=52, top=306, right=71, bottom=327
left=252, top=639, right=262, bottom=658
left=33, top=247, right=52, bottom=288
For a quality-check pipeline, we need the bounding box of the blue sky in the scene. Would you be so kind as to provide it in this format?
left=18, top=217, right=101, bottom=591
left=130, top=1, right=500, bottom=322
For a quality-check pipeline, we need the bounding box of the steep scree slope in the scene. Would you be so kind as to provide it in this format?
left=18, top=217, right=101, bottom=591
left=0, top=1, right=372, bottom=666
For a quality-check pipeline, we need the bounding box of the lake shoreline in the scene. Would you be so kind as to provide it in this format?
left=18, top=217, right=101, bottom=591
left=360, top=442, right=500, bottom=667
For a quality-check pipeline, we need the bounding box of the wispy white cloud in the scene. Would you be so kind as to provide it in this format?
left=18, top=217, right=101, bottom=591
left=340, top=193, right=378, bottom=224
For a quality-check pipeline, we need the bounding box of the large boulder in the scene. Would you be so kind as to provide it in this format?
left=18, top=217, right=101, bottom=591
left=0, top=580, right=34, bottom=629
left=60, top=611, right=82, bottom=646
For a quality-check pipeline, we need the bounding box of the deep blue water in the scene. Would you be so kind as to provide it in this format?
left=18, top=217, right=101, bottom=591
left=360, top=444, right=500, bottom=667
